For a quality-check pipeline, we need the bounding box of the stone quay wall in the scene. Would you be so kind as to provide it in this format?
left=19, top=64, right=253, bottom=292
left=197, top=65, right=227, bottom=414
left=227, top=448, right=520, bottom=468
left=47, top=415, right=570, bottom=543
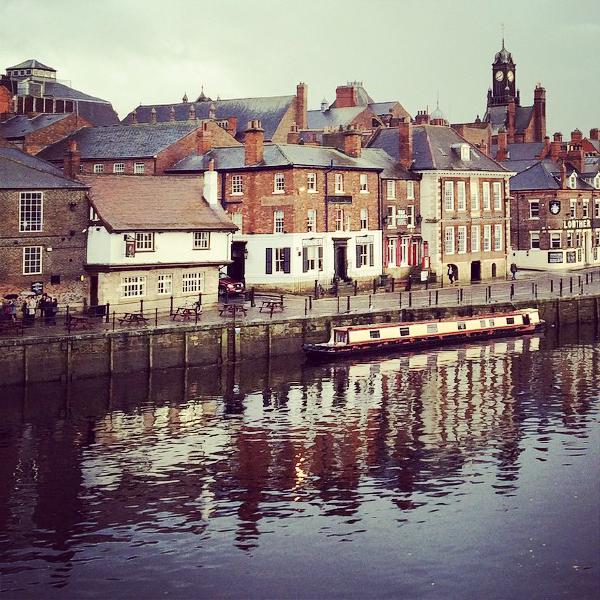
left=1, top=295, right=599, bottom=386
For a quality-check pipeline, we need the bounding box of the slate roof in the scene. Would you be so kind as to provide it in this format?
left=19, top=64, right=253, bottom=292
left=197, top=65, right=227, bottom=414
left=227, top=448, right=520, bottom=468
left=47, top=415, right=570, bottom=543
left=485, top=104, right=534, bottom=135
left=368, top=125, right=507, bottom=172
left=167, top=143, right=385, bottom=173
left=84, top=175, right=236, bottom=233
left=37, top=121, right=201, bottom=161
left=8, top=59, right=55, bottom=72
left=510, top=159, right=595, bottom=191
left=122, top=95, right=295, bottom=141
left=368, top=102, right=398, bottom=115
left=0, top=147, right=87, bottom=189
left=0, top=113, right=70, bottom=139
left=491, top=142, right=544, bottom=173
left=306, top=106, right=367, bottom=130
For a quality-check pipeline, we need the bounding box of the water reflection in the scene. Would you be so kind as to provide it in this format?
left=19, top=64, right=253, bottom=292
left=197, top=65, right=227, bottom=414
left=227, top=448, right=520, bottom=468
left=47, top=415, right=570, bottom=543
left=0, top=326, right=599, bottom=598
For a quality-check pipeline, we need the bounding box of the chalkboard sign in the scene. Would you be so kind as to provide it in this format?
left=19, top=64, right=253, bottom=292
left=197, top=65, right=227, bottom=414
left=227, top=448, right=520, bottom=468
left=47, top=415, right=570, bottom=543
left=547, top=252, right=563, bottom=264
left=31, top=281, right=43, bottom=295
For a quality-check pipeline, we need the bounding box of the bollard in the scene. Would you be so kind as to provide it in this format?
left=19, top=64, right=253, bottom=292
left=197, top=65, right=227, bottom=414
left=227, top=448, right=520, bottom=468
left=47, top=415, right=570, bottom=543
left=309, top=295, right=313, bottom=310
left=337, top=296, right=340, bottom=313
left=354, top=280, right=358, bottom=296
left=460, top=288, right=464, bottom=303
left=586, top=273, right=589, bottom=285
left=112, top=311, right=116, bottom=331
left=429, top=291, right=432, bottom=307
left=435, top=290, right=439, bottom=305
left=578, top=275, right=582, bottom=288
left=488, top=285, right=492, bottom=300
left=408, top=292, right=412, bottom=308
left=372, top=278, right=377, bottom=294
left=399, top=292, right=402, bottom=308
left=391, top=278, right=395, bottom=293
left=560, top=279, right=563, bottom=296
left=155, top=307, right=158, bottom=327
left=550, top=280, right=553, bottom=294
left=569, top=277, right=573, bottom=294
left=140, top=299, right=144, bottom=315
left=457, top=289, right=460, bottom=304
left=198, top=293, right=203, bottom=307
left=195, top=306, right=199, bottom=324
left=314, top=280, right=318, bottom=299
left=250, top=287, right=256, bottom=308
left=106, top=302, right=111, bottom=323
left=304, top=298, right=308, bottom=316
left=170, top=296, right=174, bottom=316
left=510, top=284, right=514, bottom=300
left=531, top=282, right=535, bottom=295
left=535, top=284, right=538, bottom=299
left=66, top=305, right=71, bottom=333
left=369, top=294, right=372, bottom=309
left=346, top=295, right=350, bottom=313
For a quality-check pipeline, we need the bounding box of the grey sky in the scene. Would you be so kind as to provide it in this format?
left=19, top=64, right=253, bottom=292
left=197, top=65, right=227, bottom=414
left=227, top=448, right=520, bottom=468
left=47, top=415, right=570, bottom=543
left=4, top=0, right=598, bottom=136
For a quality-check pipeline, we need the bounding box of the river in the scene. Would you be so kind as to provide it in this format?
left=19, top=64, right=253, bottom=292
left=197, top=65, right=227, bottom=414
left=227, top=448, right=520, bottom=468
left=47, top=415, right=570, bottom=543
left=0, top=325, right=598, bottom=599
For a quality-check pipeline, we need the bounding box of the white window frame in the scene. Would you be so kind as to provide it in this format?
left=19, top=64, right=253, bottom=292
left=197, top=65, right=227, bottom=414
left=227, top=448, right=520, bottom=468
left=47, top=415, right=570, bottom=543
left=550, top=232, right=562, bottom=249
left=406, top=180, right=415, bottom=200
left=182, top=271, right=204, bottom=294
left=193, top=231, right=210, bottom=249
left=569, top=174, right=577, bottom=189
left=334, top=173, right=344, bottom=194
left=444, top=181, right=454, bottom=212
left=457, top=181, right=466, bottom=211
left=483, top=224, right=491, bottom=251
left=457, top=225, right=467, bottom=253
left=482, top=182, right=491, bottom=210
left=582, top=200, right=589, bottom=218
left=493, top=182, right=502, bottom=210
left=273, top=173, right=285, bottom=193
left=570, top=199, right=577, bottom=218
left=387, top=237, right=397, bottom=266
left=529, top=200, right=540, bottom=218
left=157, top=274, right=172, bottom=295
left=274, top=210, right=285, bottom=233
left=134, top=162, right=145, bottom=175
left=360, top=208, right=369, bottom=230
left=307, top=172, right=317, bottom=193
left=386, top=180, right=396, bottom=199
left=231, top=174, right=243, bottom=195
left=460, top=145, right=470, bottom=161
left=93, top=163, right=104, bottom=174
left=22, top=246, right=42, bottom=275
left=530, top=231, right=540, bottom=250
left=334, top=207, right=348, bottom=231
left=595, top=200, right=600, bottom=218
left=135, top=232, right=154, bottom=252
left=359, top=174, right=368, bottom=193
left=444, top=226, right=455, bottom=255
left=494, top=224, right=503, bottom=251
left=274, top=248, right=286, bottom=272
left=121, top=275, right=146, bottom=298
left=19, top=191, right=43, bottom=232
left=470, top=183, right=479, bottom=211
left=471, top=225, right=480, bottom=252
left=113, top=162, right=125, bottom=174
left=406, top=205, right=415, bottom=228
left=386, top=205, right=396, bottom=229
left=307, top=209, right=316, bottom=232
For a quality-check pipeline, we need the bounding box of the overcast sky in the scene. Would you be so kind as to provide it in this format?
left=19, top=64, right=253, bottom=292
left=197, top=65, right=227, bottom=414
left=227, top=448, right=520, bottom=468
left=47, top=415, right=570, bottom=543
left=4, top=0, right=598, bottom=135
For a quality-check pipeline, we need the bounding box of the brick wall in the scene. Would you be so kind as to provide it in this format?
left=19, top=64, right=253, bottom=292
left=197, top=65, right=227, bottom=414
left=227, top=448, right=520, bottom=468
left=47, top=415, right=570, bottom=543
left=0, top=188, right=89, bottom=305
left=24, top=114, right=91, bottom=155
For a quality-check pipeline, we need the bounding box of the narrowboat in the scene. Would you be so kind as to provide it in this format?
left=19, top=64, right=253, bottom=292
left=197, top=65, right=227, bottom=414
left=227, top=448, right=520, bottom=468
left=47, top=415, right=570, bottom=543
left=303, top=308, right=544, bottom=360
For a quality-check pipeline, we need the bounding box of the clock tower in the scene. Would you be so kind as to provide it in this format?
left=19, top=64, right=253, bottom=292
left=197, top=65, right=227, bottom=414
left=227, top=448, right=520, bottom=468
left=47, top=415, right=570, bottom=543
left=487, top=39, right=519, bottom=107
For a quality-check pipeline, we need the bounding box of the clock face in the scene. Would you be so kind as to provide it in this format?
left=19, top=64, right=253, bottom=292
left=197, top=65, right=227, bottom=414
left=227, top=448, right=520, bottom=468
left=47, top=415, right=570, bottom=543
left=507, top=71, right=514, bottom=82
left=495, top=71, right=504, bottom=82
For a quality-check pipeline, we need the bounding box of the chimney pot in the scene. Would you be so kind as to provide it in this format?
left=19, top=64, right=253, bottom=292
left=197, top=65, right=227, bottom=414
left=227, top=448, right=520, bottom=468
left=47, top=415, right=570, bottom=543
left=343, top=127, right=362, bottom=158
left=244, top=120, right=264, bottom=165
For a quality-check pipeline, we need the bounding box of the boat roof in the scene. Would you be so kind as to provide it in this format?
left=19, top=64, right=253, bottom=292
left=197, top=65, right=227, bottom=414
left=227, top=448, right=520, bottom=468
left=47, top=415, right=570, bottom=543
left=334, top=308, right=537, bottom=332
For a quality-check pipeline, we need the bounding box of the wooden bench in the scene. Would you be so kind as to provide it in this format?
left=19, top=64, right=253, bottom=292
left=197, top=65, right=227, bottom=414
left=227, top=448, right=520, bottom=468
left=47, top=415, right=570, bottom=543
left=219, top=303, right=247, bottom=317
left=171, top=305, right=202, bottom=321
left=118, top=312, right=149, bottom=326
left=258, top=295, right=285, bottom=314
left=66, top=315, right=91, bottom=330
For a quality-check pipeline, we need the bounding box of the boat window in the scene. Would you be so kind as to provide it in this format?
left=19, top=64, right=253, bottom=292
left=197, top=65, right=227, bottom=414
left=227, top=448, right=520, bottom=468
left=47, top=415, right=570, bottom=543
left=399, top=327, right=410, bottom=337
left=370, top=330, right=381, bottom=339
left=426, top=324, right=438, bottom=334
left=458, top=322, right=466, bottom=330
left=489, top=319, right=495, bottom=327
left=506, top=317, right=515, bottom=325
left=480, top=320, right=487, bottom=327
left=334, top=331, right=347, bottom=344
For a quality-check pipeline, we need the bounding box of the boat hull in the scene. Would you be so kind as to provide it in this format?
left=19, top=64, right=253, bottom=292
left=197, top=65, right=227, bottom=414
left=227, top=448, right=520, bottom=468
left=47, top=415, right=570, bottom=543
left=303, top=323, right=542, bottom=361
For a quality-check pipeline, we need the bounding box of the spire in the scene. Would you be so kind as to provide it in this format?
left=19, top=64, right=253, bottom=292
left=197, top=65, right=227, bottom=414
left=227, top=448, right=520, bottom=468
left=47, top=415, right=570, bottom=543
left=182, top=92, right=188, bottom=103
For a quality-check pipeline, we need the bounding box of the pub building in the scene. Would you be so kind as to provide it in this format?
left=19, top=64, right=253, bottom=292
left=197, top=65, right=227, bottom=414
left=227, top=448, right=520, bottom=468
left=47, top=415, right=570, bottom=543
left=509, top=159, right=600, bottom=270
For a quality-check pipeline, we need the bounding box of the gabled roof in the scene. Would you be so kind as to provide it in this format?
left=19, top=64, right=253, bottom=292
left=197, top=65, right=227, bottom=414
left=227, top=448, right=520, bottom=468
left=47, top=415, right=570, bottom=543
left=485, top=104, right=534, bottom=135
left=492, top=142, right=544, bottom=173
left=0, top=147, right=87, bottom=189
left=306, top=106, right=367, bottom=130
left=167, top=142, right=385, bottom=173
left=0, top=113, right=70, bottom=139
left=510, top=159, right=595, bottom=191
left=85, top=175, right=236, bottom=233
left=122, top=95, right=295, bottom=141
left=37, top=121, right=201, bottom=161
left=368, top=125, right=508, bottom=172
left=8, top=59, right=55, bottom=72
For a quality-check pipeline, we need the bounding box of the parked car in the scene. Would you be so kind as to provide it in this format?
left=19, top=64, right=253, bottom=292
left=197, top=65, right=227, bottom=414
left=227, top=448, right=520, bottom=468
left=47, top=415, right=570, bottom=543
left=218, top=272, right=245, bottom=296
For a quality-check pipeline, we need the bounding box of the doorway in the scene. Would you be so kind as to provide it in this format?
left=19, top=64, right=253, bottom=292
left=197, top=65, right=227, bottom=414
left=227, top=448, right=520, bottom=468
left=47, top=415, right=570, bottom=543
left=334, top=241, right=348, bottom=280
left=470, top=260, right=481, bottom=282
left=491, top=263, right=497, bottom=278
left=90, top=275, right=98, bottom=306
left=228, top=241, right=247, bottom=282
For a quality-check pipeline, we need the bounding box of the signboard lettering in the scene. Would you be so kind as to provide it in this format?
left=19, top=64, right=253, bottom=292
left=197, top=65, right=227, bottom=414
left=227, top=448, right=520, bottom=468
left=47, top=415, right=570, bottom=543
left=563, top=219, right=590, bottom=229
left=547, top=251, right=563, bottom=264
left=31, top=281, right=43, bottom=295
left=326, top=195, right=352, bottom=204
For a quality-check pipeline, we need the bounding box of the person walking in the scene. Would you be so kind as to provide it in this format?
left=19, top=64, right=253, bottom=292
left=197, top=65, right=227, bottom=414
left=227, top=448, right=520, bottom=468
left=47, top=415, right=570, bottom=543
left=510, top=263, right=518, bottom=280
left=447, top=264, right=455, bottom=285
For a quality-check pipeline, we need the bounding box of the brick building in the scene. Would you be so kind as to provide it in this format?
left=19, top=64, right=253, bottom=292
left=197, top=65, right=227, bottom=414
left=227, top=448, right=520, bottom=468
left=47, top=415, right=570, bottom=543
left=370, top=121, right=512, bottom=283
left=37, top=120, right=238, bottom=175
left=168, top=121, right=386, bottom=291
left=85, top=174, right=236, bottom=310
left=0, top=59, right=119, bottom=126
left=0, top=112, right=91, bottom=154
left=0, top=147, right=89, bottom=305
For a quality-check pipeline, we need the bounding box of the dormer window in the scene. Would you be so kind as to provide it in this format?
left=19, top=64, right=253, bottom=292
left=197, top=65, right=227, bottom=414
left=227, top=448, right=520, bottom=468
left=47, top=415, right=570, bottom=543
left=569, top=173, right=577, bottom=189
left=594, top=174, right=600, bottom=189
left=460, top=145, right=470, bottom=161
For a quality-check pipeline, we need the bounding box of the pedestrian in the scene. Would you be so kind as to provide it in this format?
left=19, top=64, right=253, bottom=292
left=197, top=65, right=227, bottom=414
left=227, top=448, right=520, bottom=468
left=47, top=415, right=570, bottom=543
left=447, top=264, right=454, bottom=285
left=38, top=293, right=48, bottom=322
left=453, top=264, right=459, bottom=284
left=48, top=298, right=58, bottom=325
left=8, top=299, right=17, bottom=322
left=510, top=262, right=518, bottom=280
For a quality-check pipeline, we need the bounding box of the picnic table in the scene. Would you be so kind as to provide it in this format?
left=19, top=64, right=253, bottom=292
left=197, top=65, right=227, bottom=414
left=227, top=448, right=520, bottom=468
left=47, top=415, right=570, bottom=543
left=66, top=315, right=91, bottom=330
left=171, top=305, right=202, bottom=321
left=258, top=297, right=285, bottom=314
left=118, top=312, right=149, bottom=326
left=219, top=303, right=248, bottom=317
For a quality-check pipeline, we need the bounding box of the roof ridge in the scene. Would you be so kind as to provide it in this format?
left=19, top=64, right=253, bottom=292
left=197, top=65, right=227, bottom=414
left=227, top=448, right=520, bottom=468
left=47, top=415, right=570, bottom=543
left=131, top=94, right=295, bottom=111
left=273, top=143, right=293, bottom=165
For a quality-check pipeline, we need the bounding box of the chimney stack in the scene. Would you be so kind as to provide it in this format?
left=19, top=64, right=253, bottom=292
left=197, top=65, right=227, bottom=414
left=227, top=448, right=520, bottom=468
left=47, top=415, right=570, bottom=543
left=150, top=107, right=157, bottom=125
left=496, top=127, right=508, bottom=161
left=343, top=126, right=362, bottom=158
left=226, top=116, right=237, bottom=137
left=506, top=99, right=516, bottom=143
left=244, top=119, right=264, bottom=165
left=570, top=129, right=583, bottom=143
left=533, top=84, right=546, bottom=142
left=560, top=160, right=568, bottom=189
left=335, top=83, right=358, bottom=108
left=287, top=122, right=300, bottom=145
left=590, top=128, right=599, bottom=140
left=398, top=118, right=413, bottom=169
left=296, top=82, right=307, bottom=130
left=538, top=135, right=551, bottom=159
left=415, top=110, right=430, bottom=125
left=63, top=139, right=81, bottom=179
left=197, top=121, right=212, bottom=155
left=204, top=158, right=218, bottom=207
left=553, top=131, right=563, bottom=142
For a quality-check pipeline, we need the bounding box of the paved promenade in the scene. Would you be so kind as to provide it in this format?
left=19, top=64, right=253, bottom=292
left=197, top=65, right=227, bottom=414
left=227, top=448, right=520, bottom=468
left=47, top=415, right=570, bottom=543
left=2, top=267, right=600, bottom=341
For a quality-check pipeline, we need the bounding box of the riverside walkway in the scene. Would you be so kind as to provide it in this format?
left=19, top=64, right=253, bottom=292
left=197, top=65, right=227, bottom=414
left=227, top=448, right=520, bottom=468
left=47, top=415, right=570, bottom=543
left=3, top=268, right=600, bottom=340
